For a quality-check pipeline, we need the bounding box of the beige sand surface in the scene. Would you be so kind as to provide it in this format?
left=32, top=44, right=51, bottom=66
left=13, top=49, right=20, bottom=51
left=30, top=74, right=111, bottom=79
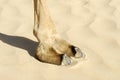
left=0, top=0, right=120, bottom=80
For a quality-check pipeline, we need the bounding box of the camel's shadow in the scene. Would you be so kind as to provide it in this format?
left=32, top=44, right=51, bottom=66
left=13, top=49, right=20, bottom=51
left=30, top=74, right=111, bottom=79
left=0, top=33, right=39, bottom=58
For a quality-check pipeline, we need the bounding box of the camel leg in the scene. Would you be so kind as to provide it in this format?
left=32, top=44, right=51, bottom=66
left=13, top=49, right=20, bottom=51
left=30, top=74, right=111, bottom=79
left=33, top=0, right=85, bottom=65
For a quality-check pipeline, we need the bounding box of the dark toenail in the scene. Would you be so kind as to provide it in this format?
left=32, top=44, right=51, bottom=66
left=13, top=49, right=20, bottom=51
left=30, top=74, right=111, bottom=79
left=71, top=45, right=77, bottom=55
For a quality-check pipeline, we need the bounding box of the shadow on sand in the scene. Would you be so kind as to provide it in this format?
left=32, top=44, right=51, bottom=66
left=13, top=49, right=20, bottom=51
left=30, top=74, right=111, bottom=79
left=0, top=33, right=39, bottom=58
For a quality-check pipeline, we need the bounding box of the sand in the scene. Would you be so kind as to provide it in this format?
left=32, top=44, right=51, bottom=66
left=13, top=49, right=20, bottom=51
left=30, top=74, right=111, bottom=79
left=0, top=0, right=120, bottom=80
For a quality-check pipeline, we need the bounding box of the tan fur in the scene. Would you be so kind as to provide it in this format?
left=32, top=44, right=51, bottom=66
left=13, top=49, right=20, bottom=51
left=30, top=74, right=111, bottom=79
left=33, top=0, right=83, bottom=65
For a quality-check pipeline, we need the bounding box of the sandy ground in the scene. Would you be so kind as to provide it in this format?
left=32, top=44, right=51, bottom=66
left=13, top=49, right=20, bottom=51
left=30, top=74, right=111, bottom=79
left=0, top=0, right=120, bottom=80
